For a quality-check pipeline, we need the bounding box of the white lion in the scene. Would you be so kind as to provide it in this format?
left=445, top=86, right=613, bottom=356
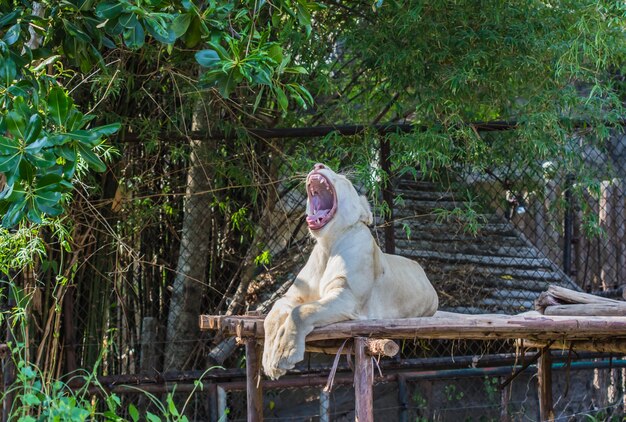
left=262, top=163, right=438, bottom=379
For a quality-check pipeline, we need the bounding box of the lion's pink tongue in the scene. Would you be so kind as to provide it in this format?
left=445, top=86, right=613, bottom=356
left=311, top=195, right=321, bottom=212
left=306, top=209, right=329, bottom=225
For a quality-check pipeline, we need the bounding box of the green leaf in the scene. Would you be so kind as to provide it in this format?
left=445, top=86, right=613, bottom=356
left=35, top=173, right=63, bottom=189
left=18, top=159, right=34, bottom=184
left=6, top=111, right=26, bottom=139
left=91, top=122, right=121, bottom=137
left=25, top=150, right=57, bottom=168
left=145, top=412, right=161, bottom=422
left=3, top=23, right=20, bottom=46
left=95, top=2, right=124, bottom=19
left=26, top=203, right=44, bottom=224
left=171, top=13, right=192, bottom=38
left=195, top=50, right=221, bottom=68
left=0, top=10, right=21, bottom=29
left=144, top=17, right=176, bottom=44
left=268, top=44, right=283, bottom=64
left=0, top=136, right=18, bottom=155
left=128, top=404, right=139, bottom=422
left=0, top=57, right=17, bottom=86
left=77, top=144, right=106, bottom=172
left=56, top=145, right=77, bottom=162
left=215, top=68, right=242, bottom=98
left=123, top=18, right=145, bottom=50
left=22, top=393, right=40, bottom=406
left=2, top=196, right=26, bottom=227
left=274, top=85, right=288, bottom=111
left=286, top=66, right=308, bottom=74
left=0, top=154, right=20, bottom=177
left=24, top=114, right=42, bottom=144
left=183, top=15, right=201, bottom=48
left=66, top=130, right=100, bottom=145
left=119, top=13, right=138, bottom=29
left=47, top=87, right=71, bottom=126
left=167, top=396, right=180, bottom=417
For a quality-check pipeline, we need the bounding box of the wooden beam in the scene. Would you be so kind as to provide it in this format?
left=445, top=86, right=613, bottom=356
left=523, top=338, right=626, bottom=354
left=537, top=346, right=554, bottom=422
left=200, top=313, right=626, bottom=343
left=354, top=337, right=374, bottom=422
left=245, top=338, right=263, bottom=422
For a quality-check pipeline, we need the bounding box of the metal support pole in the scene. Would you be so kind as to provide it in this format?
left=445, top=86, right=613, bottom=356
left=2, top=291, right=15, bottom=422
left=319, top=389, right=330, bottom=422
left=217, top=385, right=228, bottom=421
left=563, top=174, right=574, bottom=275
left=380, top=137, right=395, bottom=254
left=245, top=338, right=263, bottom=422
left=354, top=337, right=374, bottom=422
left=397, top=374, right=408, bottom=422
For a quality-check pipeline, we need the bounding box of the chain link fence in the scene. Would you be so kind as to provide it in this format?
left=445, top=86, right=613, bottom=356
left=6, top=128, right=626, bottom=419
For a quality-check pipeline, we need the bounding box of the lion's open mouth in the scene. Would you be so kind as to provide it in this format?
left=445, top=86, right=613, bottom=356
left=306, top=172, right=337, bottom=230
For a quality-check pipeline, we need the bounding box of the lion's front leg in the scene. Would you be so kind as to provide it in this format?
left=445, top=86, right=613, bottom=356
left=262, top=299, right=294, bottom=379
left=272, top=288, right=358, bottom=374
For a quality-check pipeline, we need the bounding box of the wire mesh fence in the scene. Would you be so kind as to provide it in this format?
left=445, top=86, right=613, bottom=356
left=4, top=129, right=626, bottom=420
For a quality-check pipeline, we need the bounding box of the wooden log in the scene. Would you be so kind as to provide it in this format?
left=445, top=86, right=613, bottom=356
left=245, top=338, right=263, bottom=422
left=537, top=346, right=554, bottom=422
left=535, top=285, right=624, bottom=313
left=354, top=337, right=374, bottom=422
left=522, top=338, right=626, bottom=354
left=201, top=313, right=626, bottom=342
left=543, top=303, right=626, bottom=316
left=305, top=339, right=399, bottom=357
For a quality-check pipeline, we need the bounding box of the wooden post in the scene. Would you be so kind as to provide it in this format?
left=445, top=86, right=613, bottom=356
left=354, top=337, right=374, bottom=422
left=537, top=347, right=554, bottom=422
left=245, top=338, right=263, bottom=422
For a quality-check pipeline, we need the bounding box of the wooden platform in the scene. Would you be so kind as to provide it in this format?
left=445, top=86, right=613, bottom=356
left=200, top=287, right=626, bottom=421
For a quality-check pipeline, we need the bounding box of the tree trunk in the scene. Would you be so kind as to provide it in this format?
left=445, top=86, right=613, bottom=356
left=164, top=138, right=212, bottom=370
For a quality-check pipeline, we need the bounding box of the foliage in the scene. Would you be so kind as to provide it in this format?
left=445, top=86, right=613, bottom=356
left=1, top=0, right=626, bottom=419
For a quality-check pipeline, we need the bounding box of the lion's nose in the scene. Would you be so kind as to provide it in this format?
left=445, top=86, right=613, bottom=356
left=313, top=163, right=326, bottom=171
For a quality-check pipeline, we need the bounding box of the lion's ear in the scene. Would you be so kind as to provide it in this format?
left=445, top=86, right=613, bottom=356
left=359, top=195, right=373, bottom=225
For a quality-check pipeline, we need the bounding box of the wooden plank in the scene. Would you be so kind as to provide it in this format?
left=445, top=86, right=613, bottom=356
left=537, top=346, right=554, bottom=422
left=354, top=337, right=374, bottom=422
left=245, top=338, right=263, bottom=422
left=543, top=303, right=626, bottom=316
